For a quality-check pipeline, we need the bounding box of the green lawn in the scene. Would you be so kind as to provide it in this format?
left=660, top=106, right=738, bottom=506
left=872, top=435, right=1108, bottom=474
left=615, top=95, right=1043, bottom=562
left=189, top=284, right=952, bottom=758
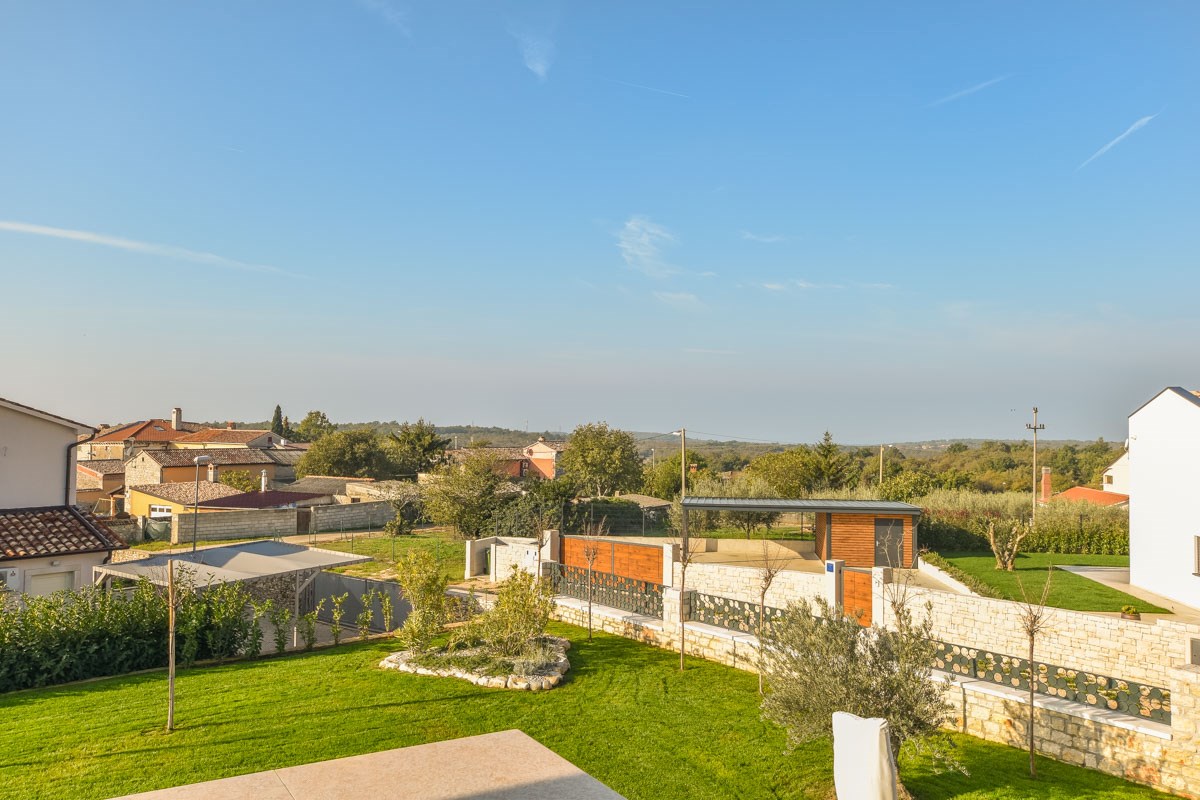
left=938, top=552, right=1167, bottom=614
left=0, top=622, right=1168, bottom=800
left=321, top=529, right=464, bottom=583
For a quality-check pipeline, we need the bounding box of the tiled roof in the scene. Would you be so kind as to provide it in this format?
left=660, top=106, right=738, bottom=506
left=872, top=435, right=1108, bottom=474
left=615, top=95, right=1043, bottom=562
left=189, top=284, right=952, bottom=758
left=93, top=419, right=190, bottom=443
left=1052, top=486, right=1130, bottom=506
left=0, top=506, right=127, bottom=561
left=278, top=476, right=366, bottom=495
left=530, top=438, right=568, bottom=452
left=198, top=491, right=324, bottom=509
left=447, top=447, right=529, bottom=461
left=77, top=459, right=126, bottom=477
left=140, top=448, right=277, bottom=467
left=174, top=428, right=273, bottom=444
left=262, top=449, right=305, bottom=466
left=76, top=472, right=104, bottom=491
left=128, top=482, right=244, bottom=505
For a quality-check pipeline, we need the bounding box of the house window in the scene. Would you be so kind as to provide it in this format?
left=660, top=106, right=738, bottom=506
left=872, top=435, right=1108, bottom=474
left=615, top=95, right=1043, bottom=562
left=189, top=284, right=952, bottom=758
left=1104, top=475, right=1113, bottom=485
left=149, top=504, right=173, bottom=519
left=520, top=460, right=528, bottom=477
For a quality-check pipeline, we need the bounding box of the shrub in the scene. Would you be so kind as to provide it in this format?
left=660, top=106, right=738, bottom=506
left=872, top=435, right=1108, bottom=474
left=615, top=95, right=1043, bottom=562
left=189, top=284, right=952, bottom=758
left=329, top=592, right=350, bottom=646
left=394, top=550, right=450, bottom=652
left=268, top=602, right=293, bottom=654
left=299, top=599, right=325, bottom=651
left=453, top=569, right=553, bottom=658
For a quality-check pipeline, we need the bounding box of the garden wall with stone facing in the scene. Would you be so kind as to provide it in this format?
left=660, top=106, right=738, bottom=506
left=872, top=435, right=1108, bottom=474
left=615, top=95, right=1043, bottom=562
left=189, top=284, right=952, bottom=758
left=170, top=508, right=297, bottom=543
left=674, top=561, right=826, bottom=609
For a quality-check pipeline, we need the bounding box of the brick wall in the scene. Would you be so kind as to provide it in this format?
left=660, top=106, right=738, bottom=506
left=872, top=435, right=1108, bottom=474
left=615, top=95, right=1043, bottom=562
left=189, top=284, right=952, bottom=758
left=309, top=501, right=394, bottom=533
left=170, top=508, right=297, bottom=543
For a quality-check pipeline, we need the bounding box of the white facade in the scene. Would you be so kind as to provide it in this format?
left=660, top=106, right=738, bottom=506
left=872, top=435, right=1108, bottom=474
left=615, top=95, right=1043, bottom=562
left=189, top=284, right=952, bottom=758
left=1128, top=387, right=1200, bottom=611
left=0, top=401, right=89, bottom=508
left=1103, top=451, right=1131, bottom=495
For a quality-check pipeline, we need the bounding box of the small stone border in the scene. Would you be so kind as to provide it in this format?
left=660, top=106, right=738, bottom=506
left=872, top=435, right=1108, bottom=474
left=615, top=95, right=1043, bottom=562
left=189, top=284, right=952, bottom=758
left=379, top=636, right=571, bottom=691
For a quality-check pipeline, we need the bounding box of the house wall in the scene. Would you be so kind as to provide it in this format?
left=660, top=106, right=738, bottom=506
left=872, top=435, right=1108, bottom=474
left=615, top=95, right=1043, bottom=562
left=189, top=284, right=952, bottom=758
left=171, top=433, right=275, bottom=449
left=828, top=513, right=915, bottom=568
left=1104, top=451, right=1131, bottom=495
left=1, top=551, right=109, bottom=595
left=79, top=441, right=125, bottom=460
left=0, top=405, right=78, bottom=508
left=1129, top=390, right=1200, bottom=610
left=123, top=452, right=162, bottom=487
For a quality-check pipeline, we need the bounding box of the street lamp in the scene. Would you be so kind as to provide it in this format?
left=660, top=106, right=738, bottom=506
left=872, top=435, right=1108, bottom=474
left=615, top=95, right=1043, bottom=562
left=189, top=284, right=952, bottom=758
left=192, top=455, right=212, bottom=554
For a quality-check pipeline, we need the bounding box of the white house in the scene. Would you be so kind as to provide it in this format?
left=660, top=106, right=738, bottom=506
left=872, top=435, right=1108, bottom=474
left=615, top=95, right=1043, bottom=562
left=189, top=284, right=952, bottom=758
left=1103, top=451, right=1131, bottom=495
left=0, top=397, right=126, bottom=596
left=1128, top=387, right=1200, bottom=611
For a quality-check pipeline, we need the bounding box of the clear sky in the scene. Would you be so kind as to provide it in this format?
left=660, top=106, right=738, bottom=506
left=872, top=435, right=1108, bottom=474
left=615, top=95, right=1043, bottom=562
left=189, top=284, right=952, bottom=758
left=1, top=2, right=1196, bottom=443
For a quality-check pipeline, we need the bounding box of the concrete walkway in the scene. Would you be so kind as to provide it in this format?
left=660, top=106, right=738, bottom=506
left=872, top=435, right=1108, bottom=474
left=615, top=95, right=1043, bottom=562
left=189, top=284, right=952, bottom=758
left=1058, top=565, right=1200, bottom=623
left=111, top=730, right=625, bottom=800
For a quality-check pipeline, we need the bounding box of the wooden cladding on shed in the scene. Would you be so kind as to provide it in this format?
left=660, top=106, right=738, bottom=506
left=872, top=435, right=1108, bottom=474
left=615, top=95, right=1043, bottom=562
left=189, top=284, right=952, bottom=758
left=561, top=537, right=663, bottom=585
left=828, top=514, right=915, bottom=568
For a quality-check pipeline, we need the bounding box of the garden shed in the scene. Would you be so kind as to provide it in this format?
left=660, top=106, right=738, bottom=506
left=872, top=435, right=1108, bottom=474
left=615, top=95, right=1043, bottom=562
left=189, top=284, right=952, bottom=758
left=681, top=497, right=922, bottom=569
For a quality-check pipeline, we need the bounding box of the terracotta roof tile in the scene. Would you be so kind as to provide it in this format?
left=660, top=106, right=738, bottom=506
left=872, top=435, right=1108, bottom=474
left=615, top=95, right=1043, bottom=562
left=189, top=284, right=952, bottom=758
left=92, top=419, right=191, bottom=443
left=0, top=506, right=127, bottom=561
left=128, top=482, right=244, bottom=505
left=1052, top=486, right=1130, bottom=506
left=174, top=428, right=274, bottom=444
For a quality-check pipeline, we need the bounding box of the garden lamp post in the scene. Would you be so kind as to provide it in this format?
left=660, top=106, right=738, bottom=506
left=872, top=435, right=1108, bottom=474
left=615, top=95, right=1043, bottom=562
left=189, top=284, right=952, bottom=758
left=192, top=455, right=212, bottom=554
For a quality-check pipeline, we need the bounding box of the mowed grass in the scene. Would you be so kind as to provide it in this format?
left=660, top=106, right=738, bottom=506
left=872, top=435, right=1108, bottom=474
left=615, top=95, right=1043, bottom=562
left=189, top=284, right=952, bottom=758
left=0, top=622, right=1170, bottom=800
left=939, top=552, right=1167, bottom=613
left=321, top=529, right=463, bottom=583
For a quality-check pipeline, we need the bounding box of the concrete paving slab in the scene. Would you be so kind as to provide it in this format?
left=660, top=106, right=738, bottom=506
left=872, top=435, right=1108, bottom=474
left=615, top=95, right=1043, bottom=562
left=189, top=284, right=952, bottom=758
left=111, top=730, right=625, bottom=800
left=1058, top=566, right=1200, bottom=623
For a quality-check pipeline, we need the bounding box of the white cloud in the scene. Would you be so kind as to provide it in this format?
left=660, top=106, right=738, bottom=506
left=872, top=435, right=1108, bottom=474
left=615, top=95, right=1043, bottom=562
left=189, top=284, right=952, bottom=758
left=928, top=74, right=1012, bottom=107
left=357, top=0, right=410, bottom=36
left=617, top=216, right=679, bottom=278
left=1077, top=114, right=1158, bottom=171
left=761, top=282, right=787, bottom=292
left=740, top=230, right=786, bottom=244
left=653, top=291, right=704, bottom=311
left=0, top=220, right=296, bottom=277
left=510, top=28, right=554, bottom=80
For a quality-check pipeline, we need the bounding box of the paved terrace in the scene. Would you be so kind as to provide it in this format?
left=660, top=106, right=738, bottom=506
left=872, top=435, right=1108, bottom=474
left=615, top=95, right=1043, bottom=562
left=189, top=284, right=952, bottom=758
left=112, top=730, right=624, bottom=800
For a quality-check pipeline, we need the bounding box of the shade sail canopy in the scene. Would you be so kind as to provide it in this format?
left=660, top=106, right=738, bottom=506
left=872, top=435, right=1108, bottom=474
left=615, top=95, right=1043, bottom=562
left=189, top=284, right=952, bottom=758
left=94, top=540, right=371, bottom=586
left=681, top=497, right=922, bottom=516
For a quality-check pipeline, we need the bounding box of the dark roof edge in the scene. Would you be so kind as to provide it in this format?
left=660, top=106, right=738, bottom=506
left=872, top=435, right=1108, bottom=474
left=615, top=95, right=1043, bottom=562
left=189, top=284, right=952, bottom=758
left=0, top=397, right=94, bottom=433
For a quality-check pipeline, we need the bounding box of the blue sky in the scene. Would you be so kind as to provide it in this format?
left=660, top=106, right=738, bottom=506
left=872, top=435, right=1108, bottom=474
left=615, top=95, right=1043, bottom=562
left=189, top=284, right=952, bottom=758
left=1, top=1, right=1196, bottom=443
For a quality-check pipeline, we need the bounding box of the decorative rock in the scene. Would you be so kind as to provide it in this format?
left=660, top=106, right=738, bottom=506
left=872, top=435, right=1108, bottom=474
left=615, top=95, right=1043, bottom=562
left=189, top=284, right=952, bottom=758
left=379, top=635, right=572, bottom=692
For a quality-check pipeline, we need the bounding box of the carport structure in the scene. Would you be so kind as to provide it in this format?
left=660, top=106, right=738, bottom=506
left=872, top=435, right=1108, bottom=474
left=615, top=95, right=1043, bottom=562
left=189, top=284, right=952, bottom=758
left=95, top=540, right=371, bottom=645
left=680, top=497, right=923, bottom=569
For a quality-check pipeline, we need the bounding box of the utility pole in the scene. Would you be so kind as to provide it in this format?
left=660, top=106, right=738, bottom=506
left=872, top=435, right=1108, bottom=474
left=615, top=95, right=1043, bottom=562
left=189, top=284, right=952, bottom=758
left=879, top=444, right=885, bottom=484
left=167, top=559, right=176, bottom=732
left=1026, top=407, right=1045, bottom=525
left=678, top=428, right=688, bottom=542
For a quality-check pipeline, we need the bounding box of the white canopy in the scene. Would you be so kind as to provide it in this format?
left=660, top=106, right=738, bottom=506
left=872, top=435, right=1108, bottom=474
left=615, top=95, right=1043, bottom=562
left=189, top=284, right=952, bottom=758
left=94, top=540, right=370, bottom=586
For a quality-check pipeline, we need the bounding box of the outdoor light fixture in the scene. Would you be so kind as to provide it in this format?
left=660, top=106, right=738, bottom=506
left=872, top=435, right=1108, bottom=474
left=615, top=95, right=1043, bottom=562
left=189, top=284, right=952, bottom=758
left=192, top=455, right=213, bottom=554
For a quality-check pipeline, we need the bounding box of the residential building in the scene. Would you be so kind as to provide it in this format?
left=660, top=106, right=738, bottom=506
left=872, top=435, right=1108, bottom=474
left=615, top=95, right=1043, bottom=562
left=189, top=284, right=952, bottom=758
left=76, top=407, right=201, bottom=460
left=1128, top=387, right=1200, bottom=610
left=124, top=447, right=280, bottom=487
left=170, top=425, right=280, bottom=450
left=444, top=436, right=568, bottom=480
left=1038, top=467, right=1129, bottom=508
left=75, top=459, right=126, bottom=514
left=126, top=482, right=245, bottom=519
left=0, top=397, right=126, bottom=596
left=1103, top=451, right=1131, bottom=494
left=278, top=475, right=371, bottom=497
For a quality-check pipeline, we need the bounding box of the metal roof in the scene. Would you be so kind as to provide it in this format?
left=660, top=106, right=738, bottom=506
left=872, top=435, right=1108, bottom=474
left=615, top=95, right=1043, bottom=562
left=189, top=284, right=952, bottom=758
left=93, top=540, right=370, bottom=586
left=681, top=496, right=922, bottom=515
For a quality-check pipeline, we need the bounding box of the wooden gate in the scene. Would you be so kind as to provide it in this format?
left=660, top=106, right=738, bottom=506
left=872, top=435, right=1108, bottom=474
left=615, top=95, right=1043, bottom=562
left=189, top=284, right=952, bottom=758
left=843, top=568, right=872, bottom=627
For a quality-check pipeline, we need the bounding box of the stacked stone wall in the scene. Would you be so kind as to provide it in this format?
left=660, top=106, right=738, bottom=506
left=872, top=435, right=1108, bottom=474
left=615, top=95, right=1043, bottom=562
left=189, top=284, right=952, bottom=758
left=309, top=501, right=394, bottom=533
left=675, top=561, right=826, bottom=609
left=170, top=508, right=297, bottom=543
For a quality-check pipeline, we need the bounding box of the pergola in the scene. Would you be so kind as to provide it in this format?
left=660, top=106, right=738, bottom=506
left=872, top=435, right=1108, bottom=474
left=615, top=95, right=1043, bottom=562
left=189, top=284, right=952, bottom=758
left=680, top=496, right=923, bottom=568
left=95, top=540, right=370, bottom=644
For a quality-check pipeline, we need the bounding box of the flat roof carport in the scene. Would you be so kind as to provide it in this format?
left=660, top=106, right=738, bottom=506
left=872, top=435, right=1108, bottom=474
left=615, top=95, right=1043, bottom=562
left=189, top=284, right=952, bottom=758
left=94, top=540, right=370, bottom=586
left=680, top=497, right=922, bottom=516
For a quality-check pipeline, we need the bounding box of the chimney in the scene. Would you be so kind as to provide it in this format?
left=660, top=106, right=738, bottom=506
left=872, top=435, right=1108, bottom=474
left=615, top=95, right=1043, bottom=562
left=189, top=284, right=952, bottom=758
left=207, top=463, right=219, bottom=483
left=261, top=469, right=268, bottom=492
left=226, top=421, right=235, bottom=430
left=171, top=407, right=182, bottom=430
left=1041, top=467, right=1053, bottom=502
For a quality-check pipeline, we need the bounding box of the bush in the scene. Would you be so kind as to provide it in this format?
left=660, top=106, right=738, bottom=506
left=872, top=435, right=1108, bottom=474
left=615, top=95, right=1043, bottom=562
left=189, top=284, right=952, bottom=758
left=452, top=569, right=553, bottom=658
left=0, top=577, right=266, bottom=694
left=916, top=489, right=1128, bottom=555
left=394, top=550, right=450, bottom=652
